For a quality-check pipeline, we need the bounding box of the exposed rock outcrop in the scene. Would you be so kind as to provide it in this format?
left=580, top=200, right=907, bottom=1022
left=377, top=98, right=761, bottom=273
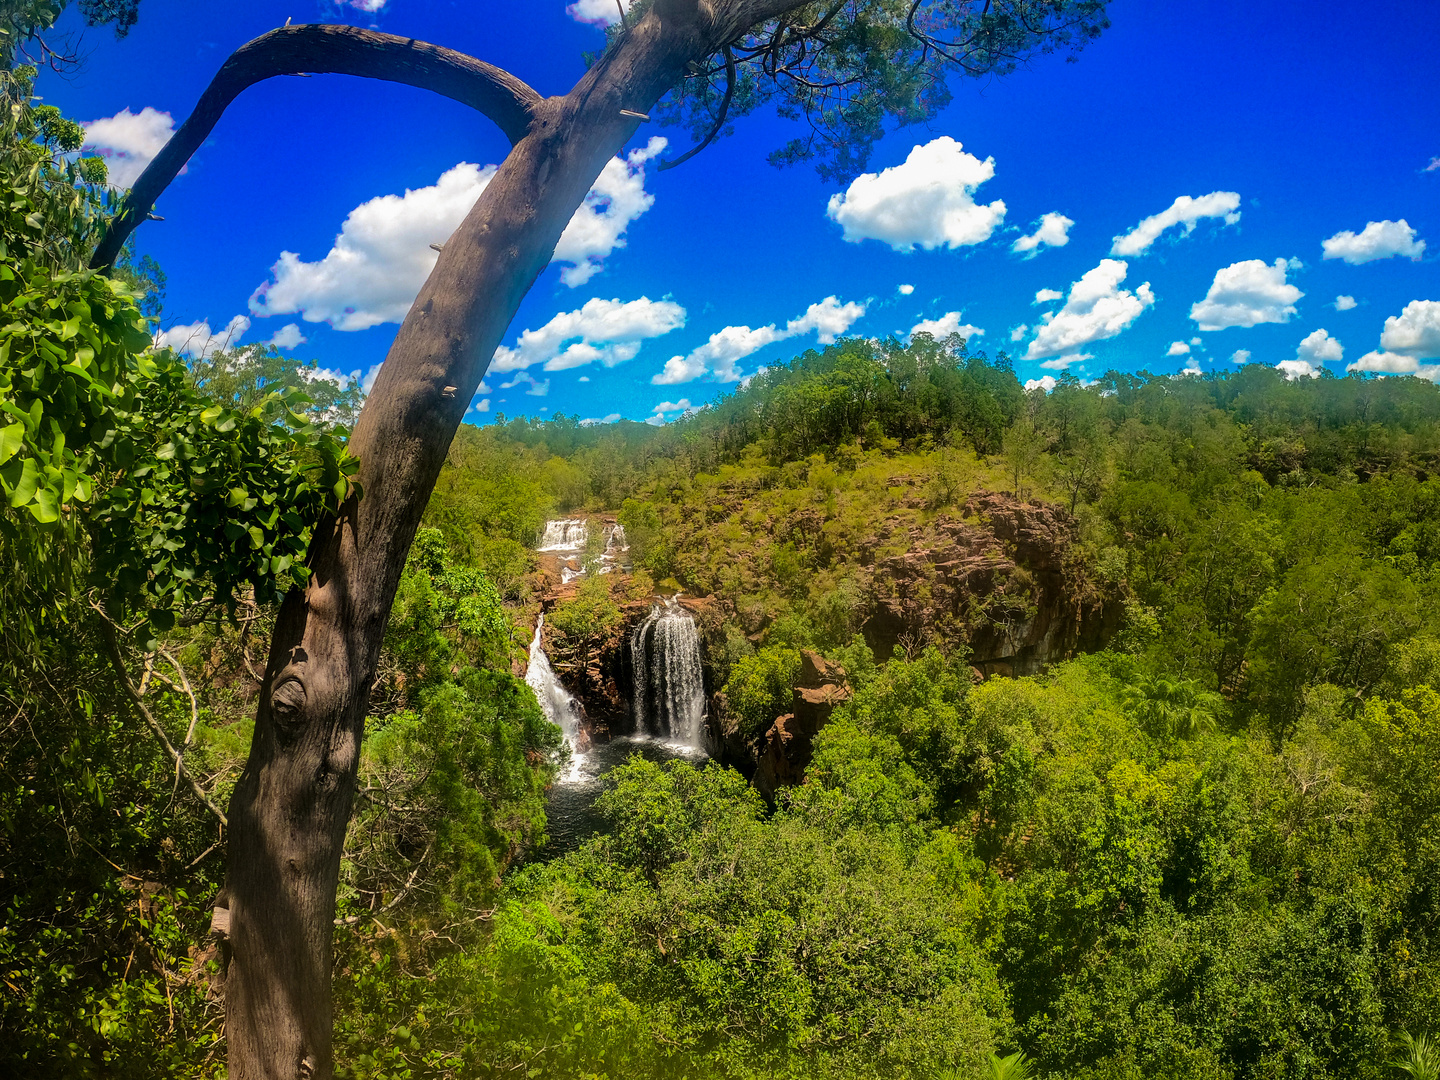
left=860, top=492, right=1121, bottom=676
left=535, top=570, right=721, bottom=741
left=752, top=651, right=852, bottom=800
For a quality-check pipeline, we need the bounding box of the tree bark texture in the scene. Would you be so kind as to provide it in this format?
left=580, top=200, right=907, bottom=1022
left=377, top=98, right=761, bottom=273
left=207, top=5, right=739, bottom=1078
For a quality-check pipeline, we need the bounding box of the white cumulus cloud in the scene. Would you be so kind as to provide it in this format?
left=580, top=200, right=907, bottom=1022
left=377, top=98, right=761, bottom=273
left=251, top=162, right=494, bottom=331
left=1034, top=288, right=1063, bottom=304
left=500, top=371, right=550, bottom=396
left=1110, top=191, right=1241, bottom=257
left=825, top=137, right=1005, bottom=252
left=910, top=312, right=983, bottom=342
left=554, top=137, right=667, bottom=286
left=1166, top=341, right=1191, bottom=356
left=492, top=296, right=686, bottom=374
left=1280, top=329, right=1343, bottom=379
left=1025, top=375, right=1058, bottom=392
left=790, top=296, right=868, bottom=343
left=647, top=398, right=695, bottom=425
left=1012, top=212, right=1073, bottom=257
left=267, top=323, right=307, bottom=350
left=568, top=0, right=631, bottom=25
left=251, top=148, right=663, bottom=331
left=653, top=296, right=866, bottom=385
left=897, top=283, right=915, bottom=295
left=154, top=315, right=250, bottom=359
left=1230, top=349, right=1251, bottom=365
left=1276, top=359, right=1320, bottom=380
left=1010, top=324, right=1028, bottom=342
left=1190, top=258, right=1303, bottom=331
left=81, top=106, right=176, bottom=188
left=1024, top=259, right=1154, bottom=360
left=1349, top=300, right=1440, bottom=380
left=1039, top=354, right=1090, bottom=370
left=1297, top=328, right=1343, bottom=364
left=1378, top=299, right=1440, bottom=356
left=1334, top=295, right=1358, bottom=311
left=1321, top=219, right=1425, bottom=264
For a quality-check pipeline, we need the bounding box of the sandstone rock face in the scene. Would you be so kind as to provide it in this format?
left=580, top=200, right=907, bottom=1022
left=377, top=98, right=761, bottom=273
left=752, top=651, right=852, bottom=800
left=861, top=492, right=1121, bottom=676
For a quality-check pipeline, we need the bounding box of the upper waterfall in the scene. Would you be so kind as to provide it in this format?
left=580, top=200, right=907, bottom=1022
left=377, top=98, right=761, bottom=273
left=537, top=518, right=630, bottom=583
left=538, top=519, right=588, bottom=552
left=630, top=596, right=706, bottom=744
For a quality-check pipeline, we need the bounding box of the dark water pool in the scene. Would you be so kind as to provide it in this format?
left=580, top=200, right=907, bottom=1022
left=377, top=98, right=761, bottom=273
left=542, top=736, right=709, bottom=857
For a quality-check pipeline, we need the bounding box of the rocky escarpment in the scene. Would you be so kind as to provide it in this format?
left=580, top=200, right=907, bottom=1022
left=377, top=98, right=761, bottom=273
left=528, top=492, right=1121, bottom=789
left=859, top=491, right=1121, bottom=676
left=704, top=492, right=1123, bottom=795
left=702, top=649, right=852, bottom=799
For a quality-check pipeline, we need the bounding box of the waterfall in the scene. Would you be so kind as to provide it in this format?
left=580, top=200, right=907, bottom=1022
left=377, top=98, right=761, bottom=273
left=539, top=518, right=630, bottom=582
left=630, top=596, right=706, bottom=744
left=603, top=523, right=627, bottom=558
left=538, top=519, right=588, bottom=552
left=525, top=615, right=585, bottom=781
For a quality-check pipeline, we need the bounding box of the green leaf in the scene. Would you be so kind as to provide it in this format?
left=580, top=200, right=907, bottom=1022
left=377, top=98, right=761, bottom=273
left=147, top=607, right=175, bottom=632
left=6, top=456, right=40, bottom=507
left=0, top=422, right=22, bottom=465
left=27, top=485, right=58, bottom=523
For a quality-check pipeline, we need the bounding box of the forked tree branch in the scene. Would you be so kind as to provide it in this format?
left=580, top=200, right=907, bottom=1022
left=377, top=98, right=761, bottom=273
left=90, top=23, right=542, bottom=269
left=659, top=44, right=736, bottom=171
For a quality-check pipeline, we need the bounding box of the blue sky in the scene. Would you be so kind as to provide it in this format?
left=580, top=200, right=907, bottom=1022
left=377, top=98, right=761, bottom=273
left=45, top=0, right=1439, bottom=424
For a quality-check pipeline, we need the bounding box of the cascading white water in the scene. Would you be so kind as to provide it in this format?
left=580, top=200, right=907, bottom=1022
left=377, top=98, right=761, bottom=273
left=539, top=519, right=630, bottom=582
left=630, top=596, right=706, bottom=744
left=525, top=615, right=585, bottom=782
left=538, top=519, right=588, bottom=551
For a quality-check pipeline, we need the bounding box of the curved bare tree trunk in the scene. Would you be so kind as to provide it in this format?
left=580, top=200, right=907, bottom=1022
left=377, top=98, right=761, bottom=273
left=210, top=7, right=722, bottom=1079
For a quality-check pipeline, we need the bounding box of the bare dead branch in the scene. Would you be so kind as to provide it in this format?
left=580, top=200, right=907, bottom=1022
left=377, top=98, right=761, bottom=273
left=94, top=606, right=229, bottom=828
left=90, top=23, right=542, bottom=269
left=156, top=646, right=201, bottom=749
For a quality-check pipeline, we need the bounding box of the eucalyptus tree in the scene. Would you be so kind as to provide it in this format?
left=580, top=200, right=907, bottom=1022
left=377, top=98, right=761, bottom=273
left=93, top=2, right=1111, bottom=1075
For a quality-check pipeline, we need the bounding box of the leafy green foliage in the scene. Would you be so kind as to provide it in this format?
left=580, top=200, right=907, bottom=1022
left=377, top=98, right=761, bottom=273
left=84, top=364, right=359, bottom=622
left=721, top=643, right=800, bottom=737
left=0, top=70, right=358, bottom=646
left=1392, top=1032, right=1440, bottom=1080
left=548, top=573, right=623, bottom=645
left=652, top=0, right=1110, bottom=183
